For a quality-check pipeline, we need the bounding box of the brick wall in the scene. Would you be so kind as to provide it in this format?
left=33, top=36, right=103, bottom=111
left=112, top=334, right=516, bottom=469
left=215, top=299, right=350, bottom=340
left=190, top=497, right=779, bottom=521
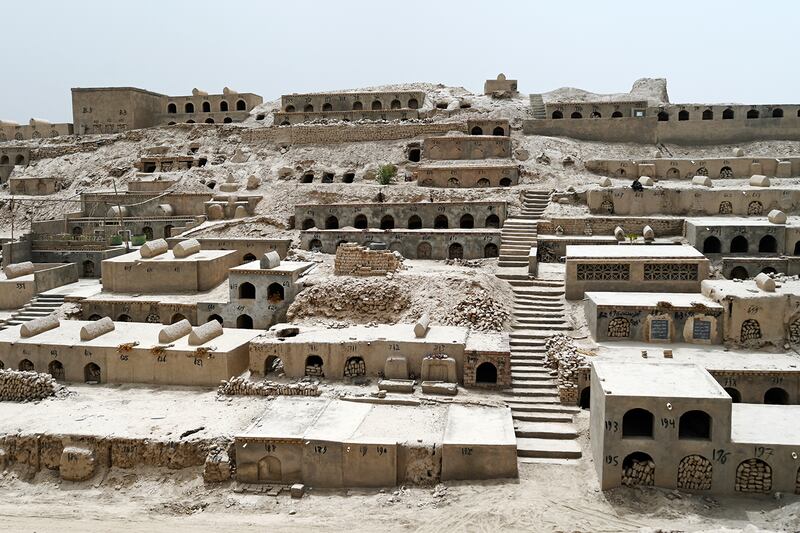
left=334, top=243, right=401, bottom=276
left=243, top=122, right=465, bottom=145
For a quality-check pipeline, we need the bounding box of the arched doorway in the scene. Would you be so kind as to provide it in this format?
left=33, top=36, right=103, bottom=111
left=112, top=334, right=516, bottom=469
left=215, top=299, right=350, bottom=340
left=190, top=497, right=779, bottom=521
left=725, top=387, right=742, bottom=403
left=354, top=214, right=368, bottom=229
left=264, top=355, right=284, bottom=376
left=117, top=314, right=132, bottom=322
left=325, top=215, right=339, bottom=229
left=344, top=356, right=366, bottom=377
left=239, top=282, right=256, bottom=299
left=380, top=215, right=395, bottom=230
left=475, top=362, right=497, bottom=384
left=84, top=362, right=101, bottom=383
left=759, top=235, right=777, bottom=253
left=764, top=387, right=789, bottom=405
left=570, top=112, right=582, bottom=119
left=622, top=452, right=655, bottom=486
left=448, top=243, right=464, bottom=260
left=485, top=214, right=500, bottom=228
left=679, top=410, right=712, bottom=439
left=730, top=236, right=749, bottom=253
left=257, top=456, right=282, bottom=482
left=48, top=360, right=65, bottom=381
left=305, top=355, right=324, bottom=377
left=729, top=266, right=749, bottom=280
left=407, top=215, right=422, bottom=229
left=551, top=111, right=563, bottom=119
left=18, top=359, right=34, bottom=371
left=237, top=314, right=254, bottom=329
left=434, top=215, right=448, bottom=229
left=622, top=408, right=654, bottom=437
left=459, top=214, right=474, bottom=229
left=417, top=242, right=432, bottom=259
left=142, top=227, right=153, bottom=241
left=82, top=260, right=95, bottom=277
left=267, top=283, right=284, bottom=303
left=735, top=458, right=772, bottom=493
left=243, top=253, right=257, bottom=262
left=164, top=225, right=173, bottom=239
left=703, top=236, right=721, bottom=253
left=208, top=314, right=223, bottom=325
left=484, top=243, right=499, bottom=258
left=579, top=387, right=590, bottom=409
left=492, top=126, right=505, bottom=136
left=302, top=218, right=316, bottom=230
left=170, top=313, right=185, bottom=324
left=678, top=110, right=689, bottom=121
left=470, top=126, right=483, bottom=135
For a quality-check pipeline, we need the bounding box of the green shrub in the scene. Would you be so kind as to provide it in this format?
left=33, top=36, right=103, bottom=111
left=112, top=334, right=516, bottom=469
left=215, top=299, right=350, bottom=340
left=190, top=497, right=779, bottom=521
left=131, top=234, right=147, bottom=246
left=376, top=164, right=397, bottom=185
left=110, top=235, right=123, bottom=245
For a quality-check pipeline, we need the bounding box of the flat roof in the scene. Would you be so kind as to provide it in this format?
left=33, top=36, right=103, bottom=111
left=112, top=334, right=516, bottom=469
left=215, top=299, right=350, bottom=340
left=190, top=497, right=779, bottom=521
left=566, top=244, right=705, bottom=259
left=443, top=405, right=516, bottom=446
left=731, top=404, right=800, bottom=445
left=71, top=86, right=166, bottom=98
left=254, top=323, right=469, bottom=347
left=593, top=342, right=800, bottom=373
left=593, top=361, right=729, bottom=399
left=685, top=217, right=780, bottom=227
left=103, top=249, right=236, bottom=263
left=701, top=279, right=793, bottom=300
left=0, top=320, right=259, bottom=353
left=464, top=331, right=509, bottom=353
left=242, top=398, right=511, bottom=447
left=586, top=292, right=722, bottom=309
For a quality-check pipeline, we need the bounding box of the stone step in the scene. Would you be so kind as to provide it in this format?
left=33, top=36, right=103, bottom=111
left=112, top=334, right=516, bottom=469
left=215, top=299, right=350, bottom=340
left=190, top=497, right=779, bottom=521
left=496, top=270, right=530, bottom=279
left=514, top=422, right=578, bottom=440
left=507, top=400, right=579, bottom=412
left=516, top=438, right=582, bottom=459
left=506, top=388, right=559, bottom=398
left=510, top=360, right=543, bottom=368
left=512, top=323, right=570, bottom=331
left=513, top=299, right=563, bottom=306
left=510, top=331, right=557, bottom=340
left=513, top=412, right=574, bottom=423
left=511, top=370, right=552, bottom=379
left=513, top=310, right=565, bottom=318
left=510, top=380, right=556, bottom=389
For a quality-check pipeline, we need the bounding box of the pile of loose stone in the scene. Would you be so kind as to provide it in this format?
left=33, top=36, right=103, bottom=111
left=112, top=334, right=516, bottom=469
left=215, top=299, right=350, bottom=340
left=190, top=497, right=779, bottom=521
left=544, top=334, right=589, bottom=398
left=217, top=376, right=321, bottom=397
left=622, top=457, right=655, bottom=487
left=443, top=290, right=509, bottom=332
left=287, top=278, right=410, bottom=320
left=735, top=458, right=772, bottom=493
left=678, top=456, right=713, bottom=490
left=0, top=369, right=61, bottom=402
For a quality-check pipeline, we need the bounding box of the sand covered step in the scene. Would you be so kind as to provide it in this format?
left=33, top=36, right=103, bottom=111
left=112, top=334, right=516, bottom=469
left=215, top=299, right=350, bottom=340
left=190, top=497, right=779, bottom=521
left=514, top=422, right=578, bottom=439
left=512, top=411, right=574, bottom=423
left=506, top=401, right=580, bottom=414
left=516, top=438, right=582, bottom=459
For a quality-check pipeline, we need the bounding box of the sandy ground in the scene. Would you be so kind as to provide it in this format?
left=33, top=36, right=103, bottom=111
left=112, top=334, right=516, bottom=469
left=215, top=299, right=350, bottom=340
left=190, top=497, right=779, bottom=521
left=1, top=412, right=798, bottom=532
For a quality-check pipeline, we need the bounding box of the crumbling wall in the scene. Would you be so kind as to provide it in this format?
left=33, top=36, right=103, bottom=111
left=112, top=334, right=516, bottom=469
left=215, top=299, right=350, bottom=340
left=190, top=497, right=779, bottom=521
left=334, top=243, right=402, bottom=276
left=544, top=335, right=590, bottom=404
left=287, top=277, right=410, bottom=322
left=0, top=432, right=232, bottom=483
left=442, top=290, right=510, bottom=332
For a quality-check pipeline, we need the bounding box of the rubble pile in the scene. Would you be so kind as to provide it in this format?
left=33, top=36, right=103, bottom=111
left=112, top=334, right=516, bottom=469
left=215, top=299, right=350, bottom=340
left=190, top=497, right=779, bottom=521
left=735, top=458, right=772, bottom=493
left=677, top=455, right=713, bottom=491
left=442, top=290, right=509, bottom=332
left=287, top=278, right=410, bottom=321
left=203, top=441, right=234, bottom=483
left=544, top=334, right=589, bottom=402
left=0, top=369, right=61, bottom=402
left=622, top=457, right=655, bottom=487
left=217, top=376, right=320, bottom=397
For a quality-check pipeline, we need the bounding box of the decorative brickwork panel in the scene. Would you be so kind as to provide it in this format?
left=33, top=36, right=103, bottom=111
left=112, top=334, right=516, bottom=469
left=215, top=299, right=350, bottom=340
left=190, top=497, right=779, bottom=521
left=607, top=317, right=631, bottom=338
left=735, top=458, right=772, bottom=493
left=643, top=263, right=698, bottom=281
left=740, top=319, right=762, bottom=342
left=576, top=263, right=629, bottom=281
left=677, top=455, right=713, bottom=491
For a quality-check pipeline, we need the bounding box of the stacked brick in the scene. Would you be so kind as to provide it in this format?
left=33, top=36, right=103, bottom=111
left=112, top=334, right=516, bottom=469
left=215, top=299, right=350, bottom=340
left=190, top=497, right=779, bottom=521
left=677, top=455, right=713, bottom=490
left=735, top=459, right=772, bottom=493
left=305, top=362, right=324, bottom=377
left=544, top=335, right=589, bottom=404
left=217, top=376, right=320, bottom=397
left=343, top=357, right=366, bottom=377
left=334, top=243, right=402, bottom=276
left=622, top=457, right=655, bottom=487
left=0, top=370, right=60, bottom=402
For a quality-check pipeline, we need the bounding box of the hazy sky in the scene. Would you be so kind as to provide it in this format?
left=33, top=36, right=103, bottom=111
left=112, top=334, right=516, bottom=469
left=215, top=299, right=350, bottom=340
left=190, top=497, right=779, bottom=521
left=1, top=0, right=797, bottom=123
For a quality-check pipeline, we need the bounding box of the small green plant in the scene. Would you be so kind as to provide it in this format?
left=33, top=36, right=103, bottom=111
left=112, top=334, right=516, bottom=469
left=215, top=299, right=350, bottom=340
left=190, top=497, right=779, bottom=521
left=376, top=164, right=397, bottom=185
left=626, top=233, right=638, bottom=244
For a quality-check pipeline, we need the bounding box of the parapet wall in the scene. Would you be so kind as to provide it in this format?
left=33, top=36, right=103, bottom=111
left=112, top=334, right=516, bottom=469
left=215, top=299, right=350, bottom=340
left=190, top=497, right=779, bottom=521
left=424, top=136, right=511, bottom=160
left=334, top=243, right=402, bottom=276
left=587, top=187, right=800, bottom=216
left=538, top=216, right=684, bottom=236
left=586, top=157, right=800, bottom=180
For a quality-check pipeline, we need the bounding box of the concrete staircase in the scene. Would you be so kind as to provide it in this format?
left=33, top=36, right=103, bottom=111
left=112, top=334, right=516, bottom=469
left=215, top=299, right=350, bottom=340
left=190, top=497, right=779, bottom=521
left=504, top=279, right=581, bottom=460
left=497, top=191, right=550, bottom=269
left=530, top=94, right=547, bottom=120
left=1, top=294, right=65, bottom=329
